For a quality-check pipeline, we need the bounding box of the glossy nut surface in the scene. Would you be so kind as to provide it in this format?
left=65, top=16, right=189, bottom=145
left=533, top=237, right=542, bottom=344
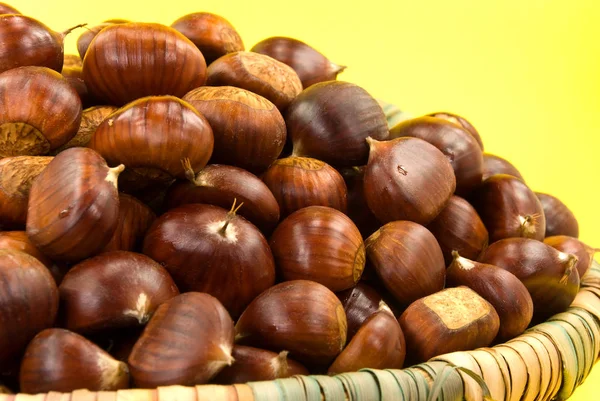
left=53, top=106, right=118, bottom=154
left=536, top=192, right=579, bottom=238
left=102, top=194, right=156, bottom=252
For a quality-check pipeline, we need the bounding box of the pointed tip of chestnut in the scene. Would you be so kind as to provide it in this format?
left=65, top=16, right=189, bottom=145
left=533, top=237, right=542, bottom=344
left=558, top=252, right=579, bottom=285
left=330, top=62, right=347, bottom=74
left=106, top=164, right=125, bottom=187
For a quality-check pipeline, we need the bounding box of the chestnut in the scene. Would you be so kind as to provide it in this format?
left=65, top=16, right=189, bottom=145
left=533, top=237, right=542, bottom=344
left=53, top=106, right=118, bottom=154
left=389, top=116, right=484, bottom=196
left=479, top=238, right=580, bottom=321
left=143, top=202, right=276, bottom=319
left=0, top=66, right=82, bottom=157
left=339, top=166, right=381, bottom=239
left=364, top=137, right=456, bottom=225
left=426, top=111, right=484, bottom=150
left=536, top=192, right=579, bottom=238
left=262, top=156, right=348, bottom=218
left=20, top=328, right=129, bottom=394
left=0, top=2, right=19, bottom=14
left=26, top=148, right=123, bottom=262
left=83, top=22, right=207, bottom=106
left=328, top=303, right=406, bottom=374
left=446, top=252, right=533, bottom=341
left=365, top=220, right=445, bottom=306
left=270, top=206, right=364, bottom=292
left=0, top=231, right=52, bottom=270
left=286, top=81, right=389, bottom=168
left=90, top=96, right=214, bottom=180
left=59, top=251, right=179, bottom=334
left=213, top=346, right=308, bottom=384
left=426, top=195, right=489, bottom=265
left=60, top=64, right=97, bottom=109
left=166, top=161, right=280, bottom=234
left=336, top=282, right=384, bottom=340
left=544, top=236, right=598, bottom=280
left=235, top=280, right=347, bottom=366
left=0, top=156, right=52, bottom=229
left=482, top=153, right=524, bottom=181
left=0, top=250, right=58, bottom=366
left=0, top=15, right=84, bottom=73
left=471, top=174, right=546, bottom=242
left=206, top=51, right=303, bottom=110
left=77, top=23, right=112, bottom=59
left=399, top=287, right=500, bottom=363
left=128, top=292, right=234, bottom=387
left=251, top=37, right=346, bottom=88
left=183, top=86, right=286, bottom=173
left=102, top=194, right=156, bottom=252
left=171, top=12, right=244, bottom=64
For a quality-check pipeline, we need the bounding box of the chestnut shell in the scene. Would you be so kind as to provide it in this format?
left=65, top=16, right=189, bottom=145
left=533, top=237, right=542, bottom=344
left=426, top=111, right=483, bottom=150
left=102, top=194, right=157, bottom=252
left=536, top=192, right=579, bottom=238
left=52, top=106, right=118, bottom=154
left=482, top=153, right=524, bottom=181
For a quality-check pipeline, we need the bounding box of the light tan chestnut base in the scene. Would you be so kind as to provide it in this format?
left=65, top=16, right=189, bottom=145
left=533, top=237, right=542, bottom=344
left=0, top=123, right=50, bottom=157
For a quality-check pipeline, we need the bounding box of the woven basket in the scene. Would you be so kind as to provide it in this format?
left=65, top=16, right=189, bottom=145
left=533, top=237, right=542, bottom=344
left=1, top=104, right=596, bottom=401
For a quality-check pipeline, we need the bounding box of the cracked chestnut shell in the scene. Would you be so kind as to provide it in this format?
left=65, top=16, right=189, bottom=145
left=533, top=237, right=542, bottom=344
left=171, top=12, right=244, bottom=64
left=83, top=23, right=207, bottom=106
left=262, top=156, right=348, bottom=218
left=20, top=328, right=129, bottom=394
left=102, top=194, right=156, bottom=252
left=0, top=156, right=52, bottom=229
left=270, top=206, right=365, bottom=292
left=52, top=106, right=118, bottom=154
left=365, top=220, right=445, bottom=307
left=207, top=51, right=302, bottom=110
left=143, top=202, right=276, bottom=319
left=235, top=280, right=347, bottom=366
left=129, top=292, right=235, bottom=387
left=0, top=250, right=58, bottom=366
left=26, top=148, right=123, bottom=262
left=390, top=116, right=484, bottom=196
left=471, top=174, right=546, bottom=242
left=90, top=96, right=214, bottom=181
left=183, top=86, right=286, bottom=173
left=0, top=66, right=82, bottom=157
left=536, top=192, right=579, bottom=238
left=364, top=137, right=456, bottom=225
left=286, top=81, right=388, bottom=168
left=59, top=251, right=179, bottom=335
left=482, top=153, right=524, bottom=181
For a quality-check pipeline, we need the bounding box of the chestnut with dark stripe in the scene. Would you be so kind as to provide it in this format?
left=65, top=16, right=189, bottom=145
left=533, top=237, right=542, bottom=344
left=83, top=22, right=207, bottom=106
left=90, top=96, right=214, bottom=180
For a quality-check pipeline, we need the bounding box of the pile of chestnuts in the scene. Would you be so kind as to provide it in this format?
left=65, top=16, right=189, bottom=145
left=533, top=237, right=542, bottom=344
left=0, top=1, right=598, bottom=395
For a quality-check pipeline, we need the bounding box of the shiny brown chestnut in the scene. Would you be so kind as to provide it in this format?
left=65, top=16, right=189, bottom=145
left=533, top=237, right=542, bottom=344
left=83, top=23, right=207, bottom=106
left=366, top=221, right=446, bottom=306
left=262, top=157, right=348, bottom=218
left=53, top=106, right=118, bottom=154
left=399, top=287, right=500, bottom=363
left=339, top=166, right=381, bottom=239
left=544, top=236, right=598, bottom=279
left=183, top=86, right=286, bottom=173
left=90, top=96, right=214, bottom=180
left=336, top=283, right=384, bottom=340
left=0, top=156, right=52, bottom=229
left=26, top=148, right=123, bottom=262
left=536, top=192, right=579, bottom=238
left=214, top=346, right=309, bottom=384
left=270, top=206, right=364, bottom=292
left=166, top=161, right=280, bottom=233
left=471, top=174, right=546, bottom=242
left=328, top=303, right=406, bottom=374
left=426, top=111, right=484, bottom=150
left=390, top=116, right=484, bottom=196
left=102, top=194, right=156, bottom=252
left=60, top=64, right=96, bottom=108
left=0, top=15, right=84, bottom=73
left=143, top=202, right=275, bottom=319
left=0, top=231, right=52, bottom=269
left=482, top=153, right=524, bottom=181
left=0, top=2, right=19, bottom=14
left=479, top=238, right=580, bottom=321
left=20, top=328, right=129, bottom=394
left=364, top=137, right=456, bottom=225
left=59, top=251, right=178, bottom=334
left=235, top=280, right=347, bottom=365
left=286, top=81, right=388, bottom=168
left=129, top=292, right=234, bottom=387
left=207, top=51, right=303, bottom=110
left=171, top=12, right=244, bottom=64
left=0, top=66, right=82, bottom=156
left=426, top=195, right=489, bottom=265
left=251, top=37, right=346, bottom=88
left=77, top=23, right=112, bottom=59
left=447, top=252, right=533, bottom=341
left=0, top=250, right=58, bottom=366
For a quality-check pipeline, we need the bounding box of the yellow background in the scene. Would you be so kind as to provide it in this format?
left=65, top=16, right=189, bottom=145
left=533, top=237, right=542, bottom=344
left=10, top=0, right=600, bottom=398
